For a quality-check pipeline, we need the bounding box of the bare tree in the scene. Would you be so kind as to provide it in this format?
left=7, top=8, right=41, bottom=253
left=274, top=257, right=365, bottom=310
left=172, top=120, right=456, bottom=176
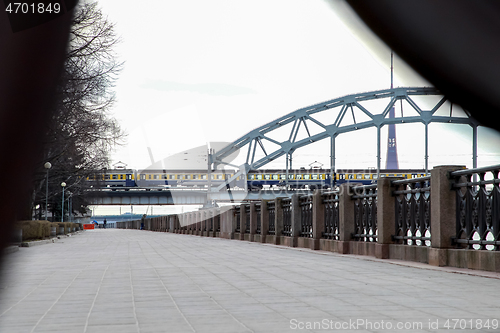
left=31, top=1, right=125, bottom=220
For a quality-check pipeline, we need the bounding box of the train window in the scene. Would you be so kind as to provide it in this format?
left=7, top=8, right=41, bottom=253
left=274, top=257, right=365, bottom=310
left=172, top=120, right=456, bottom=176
left=217, top=175, right=222, bottom=179
left=364, top=174, right=370, bottom=179
left=357, top=174, right=362, bottom=179
left=140, top=174, right=145, bottom=180
left=296, top=174, right=303, bottom=180
left=184, top=175, right=190, bottom=179
left=319, top=174, right=323, bottom=179
left=312, top=174, right=318, bottom=180
left=154, top=175, right=159, bottom=179
left=168, top=175, right=173, bottom=179
left=348, top=174, right=354, bottom=179
left=280, top=174, right=286, bottom=180
left=256, top=174, right=262, bottom=180
left=304, top=175, right=310, bottom=180
left=373, top=175, right=378, bottom=179
left=248, top=174, right=254, bottom=180
left=289, top=174, right=294, bottom=179
left=193, top=175, right=198, bottom=179
left=127, top=175, right=132, bottom=180
left=105, top=175, right=110, bottom=180
left=272, top=174, right=278, bottom=180
left=264, top=174, right=270, bottom=180
left=202, top=175, right=207, bottom=179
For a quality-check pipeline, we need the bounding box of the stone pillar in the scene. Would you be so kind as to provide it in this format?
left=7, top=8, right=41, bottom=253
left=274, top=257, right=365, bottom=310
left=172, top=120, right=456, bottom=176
left=200, top=211, right=206, bottom=236
left=260, top=200, right=269, bottom=243
left=249, top=202, right=257, bottom=242
left=376, top=177, right=397, bottom=259
left=275, top=197, right=284, bottom=245
left=312, top=190, right=325, bottom=250
left=338, top=183, right=354, bottom=254
left=429, top=165, right=464, bottom=266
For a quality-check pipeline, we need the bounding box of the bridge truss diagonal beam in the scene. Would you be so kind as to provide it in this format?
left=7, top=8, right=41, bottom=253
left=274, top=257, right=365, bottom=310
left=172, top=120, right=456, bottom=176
left=212, top=87, right=481, bottom=191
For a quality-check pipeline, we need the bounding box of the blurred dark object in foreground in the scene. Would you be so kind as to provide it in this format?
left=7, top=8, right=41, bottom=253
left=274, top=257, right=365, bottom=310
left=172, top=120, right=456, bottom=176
left=347, top=0, right=500, bottom=133
left=0, top=6, right=75, bottom=266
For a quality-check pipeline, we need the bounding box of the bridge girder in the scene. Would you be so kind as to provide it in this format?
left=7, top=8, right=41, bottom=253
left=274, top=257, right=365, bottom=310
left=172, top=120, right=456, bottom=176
left=212, top=87, right=480, bottom=191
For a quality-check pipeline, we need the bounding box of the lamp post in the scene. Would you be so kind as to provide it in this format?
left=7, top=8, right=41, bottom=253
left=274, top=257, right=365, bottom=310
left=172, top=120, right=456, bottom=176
left=61, top=182, right=66, bottom=222
left=67, top=191, right=72, bottom=222
left=44, top=162, right=51, bottom=221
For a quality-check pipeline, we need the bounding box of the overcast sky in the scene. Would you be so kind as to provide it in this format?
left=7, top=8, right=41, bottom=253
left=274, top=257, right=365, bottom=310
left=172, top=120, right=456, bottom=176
left=91, top=0, right=500, bottom=215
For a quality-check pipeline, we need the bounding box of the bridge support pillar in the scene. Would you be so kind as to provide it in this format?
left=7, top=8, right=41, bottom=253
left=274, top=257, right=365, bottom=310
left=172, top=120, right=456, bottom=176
left=260, top=200, right=269, bottom=243
left=429, top=165, right=464, bottom=266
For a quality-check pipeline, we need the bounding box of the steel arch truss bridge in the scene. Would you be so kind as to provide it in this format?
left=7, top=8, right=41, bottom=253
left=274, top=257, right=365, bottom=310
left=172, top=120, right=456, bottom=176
left=211, top=87, right=481, bottom=191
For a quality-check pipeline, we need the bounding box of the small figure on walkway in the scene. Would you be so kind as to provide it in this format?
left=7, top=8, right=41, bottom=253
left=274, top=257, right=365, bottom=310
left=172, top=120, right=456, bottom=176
left=103, top=219, right=107, bottom=229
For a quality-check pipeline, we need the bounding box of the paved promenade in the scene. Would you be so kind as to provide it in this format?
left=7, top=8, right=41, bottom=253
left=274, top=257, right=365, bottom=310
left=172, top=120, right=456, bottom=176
left=0, top=230, right=498, bottom=333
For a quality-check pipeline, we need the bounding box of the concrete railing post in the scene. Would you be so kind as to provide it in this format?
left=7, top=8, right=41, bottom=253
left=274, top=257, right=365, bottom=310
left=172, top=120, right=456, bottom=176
left=200, top=211, right=206, bottom=236
left=338, top=183, right=354, bottom=253
left=429, top=165, right=464, bottom=266
left=376, top=177, right=397, bottom=259
left=312, top=190, right=324, bottom=250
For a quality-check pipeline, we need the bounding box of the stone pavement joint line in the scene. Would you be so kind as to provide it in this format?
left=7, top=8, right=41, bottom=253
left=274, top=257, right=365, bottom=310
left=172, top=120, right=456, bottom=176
left=0, top=229, right=498, bottom=333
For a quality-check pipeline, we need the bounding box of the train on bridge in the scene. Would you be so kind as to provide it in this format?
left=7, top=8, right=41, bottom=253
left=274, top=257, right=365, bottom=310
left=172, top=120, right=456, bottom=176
left=87, top=168, right=427, bottom=190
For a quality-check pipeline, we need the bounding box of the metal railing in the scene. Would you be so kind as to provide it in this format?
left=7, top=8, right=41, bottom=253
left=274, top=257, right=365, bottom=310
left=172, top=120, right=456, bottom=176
left=245, top=205, right=250, bottom=234
left=268, top=201, right=276, bottom=235
left=235, top=206, right=241, bottom=233
left=255, top=203, right=261, bottom=234
left=299, top=194, right=313, bottom=238
left=282, top=198, right=292, bottom=236
left=352, top=184, right=377, bottom=242
left=322, top=191, right=340, bottom=240
left=451, top=165, right=500, bottom=250
left=392, top=176, right=431, bottom=246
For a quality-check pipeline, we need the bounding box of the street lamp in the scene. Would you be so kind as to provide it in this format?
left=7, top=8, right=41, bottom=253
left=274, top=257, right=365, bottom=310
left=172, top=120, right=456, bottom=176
left=67, top=191, right=72, bottom=222
left=44, top=162, right=51, bottom=221
left=61, top=182, right=66, bottom=222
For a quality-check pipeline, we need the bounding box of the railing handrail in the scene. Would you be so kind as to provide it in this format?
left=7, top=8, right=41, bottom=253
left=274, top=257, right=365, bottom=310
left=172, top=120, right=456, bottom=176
left=392, top=175, right=431, bottom=185
left=450, top=164, right=500, bottom=177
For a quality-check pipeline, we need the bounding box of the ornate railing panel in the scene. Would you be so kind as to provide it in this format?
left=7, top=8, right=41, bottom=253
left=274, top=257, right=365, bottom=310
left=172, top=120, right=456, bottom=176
left=393, top=177, right=431, bottom=246
left=235, top=206, right=241, bottom=233
left=245, top=205, right=250, bottom=234
left=322, top=191, right=340, bottom=239
left=300, top=194, right=313, bottom=238
left=352, top=184, right=377, bottom=242
left=255, top=203, right=261, bottom=234
left=451, top=165, right=500, bottom=250
left=282, top=198, right=292, bottom=236
left=268, top=201, right=276, bottom=235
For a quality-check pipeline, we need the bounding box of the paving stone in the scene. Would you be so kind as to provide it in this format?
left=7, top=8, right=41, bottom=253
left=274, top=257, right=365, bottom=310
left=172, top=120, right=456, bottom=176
left=0, top=229, right=499, bottom=332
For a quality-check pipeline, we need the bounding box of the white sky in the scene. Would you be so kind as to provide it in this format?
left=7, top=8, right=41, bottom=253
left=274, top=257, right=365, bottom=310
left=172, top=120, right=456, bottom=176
left=92, top=0, right=500, bottom=216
